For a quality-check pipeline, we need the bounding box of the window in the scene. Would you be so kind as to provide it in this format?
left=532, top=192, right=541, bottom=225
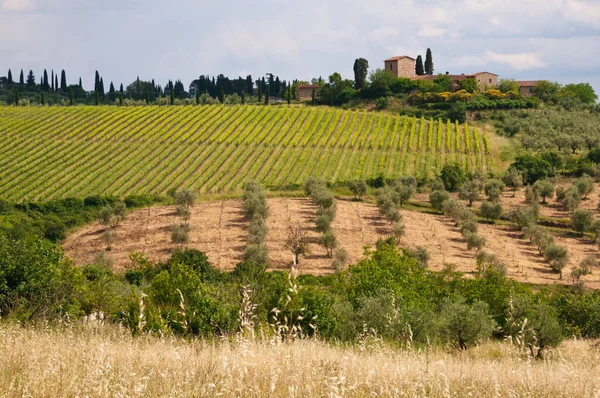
left=489, top=78, right=492, bottom=83
left=529, top=88, right=533, bottom=93
left=389, top=64, right=392, bottom=70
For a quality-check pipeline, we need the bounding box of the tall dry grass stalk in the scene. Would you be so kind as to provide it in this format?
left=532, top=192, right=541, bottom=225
left=1, top=323, right=599, bottom=397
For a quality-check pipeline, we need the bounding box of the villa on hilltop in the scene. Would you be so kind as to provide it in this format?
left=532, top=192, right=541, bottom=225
left=384, top=55, right=537, bottom=97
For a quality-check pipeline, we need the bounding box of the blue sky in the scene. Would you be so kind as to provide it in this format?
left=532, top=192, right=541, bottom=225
left=1, top=0, right=600, bottom=95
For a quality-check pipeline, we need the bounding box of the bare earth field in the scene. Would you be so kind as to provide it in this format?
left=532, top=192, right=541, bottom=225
left=64, top=191, right=600, bottom=288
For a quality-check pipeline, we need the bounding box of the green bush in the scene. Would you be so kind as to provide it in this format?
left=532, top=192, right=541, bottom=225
left=436, top=297, right=495, bottom=350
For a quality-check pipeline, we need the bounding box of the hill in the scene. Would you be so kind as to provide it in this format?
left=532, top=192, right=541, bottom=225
left=0, top=105, right=501, bottom=201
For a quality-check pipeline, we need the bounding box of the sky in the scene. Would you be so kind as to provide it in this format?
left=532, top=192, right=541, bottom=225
left=1, top=0, right=600, bottom=95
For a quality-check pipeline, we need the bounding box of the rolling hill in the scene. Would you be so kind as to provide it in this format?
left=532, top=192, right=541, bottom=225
left=0, top=105, right=499, bottom=201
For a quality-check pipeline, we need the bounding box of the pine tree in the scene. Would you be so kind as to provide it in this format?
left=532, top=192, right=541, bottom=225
left=415, top=55, right=425, bottom=76
left=26, top=70, right=35, bottom=87
left=60, top=70, right=67, bottom=91
left=425, top=48, right=434, bottom=75
left=19, top=69, right=24, bottom=85
left=7, top=69, right=12, bottom=85
left=43, top=69, right=49, bottom=91
left=69, top=87, right=74, bottom=106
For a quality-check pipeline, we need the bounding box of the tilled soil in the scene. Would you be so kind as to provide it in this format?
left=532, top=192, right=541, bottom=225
left=63, top=195, right=600, bottom=288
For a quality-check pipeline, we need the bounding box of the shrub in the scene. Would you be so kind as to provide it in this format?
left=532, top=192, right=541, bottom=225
left=533, top=179, right=554, bottom=203
left=555, top=186, right=566, bottom=202
left=315, top=213, right=333, bottom=233
left=510, top=155, right=552, bottom=185
left=408, top=246, right=430, bottom=268
left=574, top=174, right=594, bottom=199
left=429, top=190, right=449, bottom=212
left=243, top=243, right=269, bottom=267
left=543, top=244, right=568, bottom=279
left=464, top=232, right=486, bottom=253
left=348, top=180, right=367, bottom=200
left=459, top=180, right=481, bottom=206
left=590, top=220, right=600, bottom=242
left=502, top=169, right=523, bottom=197
left=304, top=177, right=327, bottom=196
left=171, top=224, right=189, bottom=248
left=484, top=179, right=505, bottom=202
left=392, top=220, right=405, bottom=244
left=440, top=162, right=466, bottom=191
left=318, top=230, right=337, bottom=258
left=332, top=248, right=348, bottom=272
left=562, top=187, right=581, bottom=212
left=571, top=209, right=593, bottom=236
left=436, top=297, right=495, bottom=350
left=525, top=186, right=540, bottom=204
left=447, top=102, right=467, bottom=123
left=392, top=181, right=415, bottom=207
left=480, top=201, right=502, bottom=223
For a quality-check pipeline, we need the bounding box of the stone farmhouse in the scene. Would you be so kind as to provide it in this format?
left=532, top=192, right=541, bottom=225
left=384, top=55, right=536, bottom=96
left=295, top=84, right=319, bottom=101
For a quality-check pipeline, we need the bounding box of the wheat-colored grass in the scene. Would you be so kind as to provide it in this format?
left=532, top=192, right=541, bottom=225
left=1, top=324, right=599, bottom=397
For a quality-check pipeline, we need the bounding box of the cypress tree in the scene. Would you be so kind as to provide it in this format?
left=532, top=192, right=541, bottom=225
left=241, top=90, right=245, bottom=105
left=55, top=76, right=59, bottom=92
left=40, top=92, right=45, bottom=105
left=51, top=70, right=54, bottom=91
left=94, top=71, right=100, bottom=92
left=69, top=87, right=74, bottom=106
left=257, top=82, right=262, bottom=102
left=287, top=86, right=291, bottom=105
left=119, top=93, right=123, bottom=106
left=19, top=69, right=24, bottom=85
left=119, top=83, right=124, bottom=95
left=170, top=88, right=174, bottom=105
left=415, top=55, right=425, bottom=76
left=264, top=84, right=269, bottom=105
left=99, top=77, right=105, bottom=97
left=79, top=77, right=82, bottom=88
left=14, top=88, right=19, bottom=105
left=311, top=87, right=316, bottom=105
left=43, top=69, right=49, bottom=91
left=195, top=84, right=200, bottom=105
left=218, top=86, right=225, bottom=104
left=7, top=69, right=12, bottom=85
left=94, top=89, right=99, bottom=105
left=425, top=48, right=434, bottom=75
left=60, top=70, right=67, bottom=91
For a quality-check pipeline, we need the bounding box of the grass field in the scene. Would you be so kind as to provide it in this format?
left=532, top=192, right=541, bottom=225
left=0, top=105, right=499, bottom=201
left=2, top=324, right=599, bottom=397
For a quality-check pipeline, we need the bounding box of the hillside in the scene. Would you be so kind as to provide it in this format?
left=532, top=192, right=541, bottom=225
left=0, top=105, right=501, bottom=201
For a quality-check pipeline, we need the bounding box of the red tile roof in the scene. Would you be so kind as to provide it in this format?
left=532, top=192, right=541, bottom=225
left=472, top=72, right=499, bottom=76
left=516, top=81, right=540, bottom=87
left=296, top=84, right=320, bottom=89
left=384, top=55, right=415, bottom=62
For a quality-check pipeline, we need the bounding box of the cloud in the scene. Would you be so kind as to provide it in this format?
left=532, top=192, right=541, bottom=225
left=565, top=0, right=600, bottom=27
left=489, top=17, right=500, bottom=26
left=418, top=25, right=447, bottom=38
left=485, top=51, right=547, bottom=71
left=367, top=27, right=398, bottom=42
left=1, top=0, right=35, bottom=11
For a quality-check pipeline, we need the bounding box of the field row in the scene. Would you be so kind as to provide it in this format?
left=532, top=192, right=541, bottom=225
left=0, top=105, right=497, bottom=200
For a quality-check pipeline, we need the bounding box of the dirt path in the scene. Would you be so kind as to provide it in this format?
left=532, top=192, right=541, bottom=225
left=63, top=196, right=600, bottom=288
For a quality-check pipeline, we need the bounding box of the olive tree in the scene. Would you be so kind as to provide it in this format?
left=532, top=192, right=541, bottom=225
left=429, top=190, right=449, bottom=213
left=348, top=180, right=367, bottom=200
left=436, top=297, right=495, bottom=351
left=458, top=180, right=481, bottom=206
left=572, top=209, right=593, bottom=236
left=480, top=201, right=503, bottom=223
left=502, top=169, right=523, bottom=197
left=533, top=179, right=554, bottom=204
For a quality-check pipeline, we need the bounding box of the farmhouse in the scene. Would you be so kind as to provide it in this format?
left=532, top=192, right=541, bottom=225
left=385, top=55, right=499, bottom=91
left=516, top=81, right=539, bottom=97
left=295, top=84, right=319, bottom=101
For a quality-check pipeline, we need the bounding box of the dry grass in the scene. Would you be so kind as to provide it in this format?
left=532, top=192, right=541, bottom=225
left=2, top=324, right=599, bottom=397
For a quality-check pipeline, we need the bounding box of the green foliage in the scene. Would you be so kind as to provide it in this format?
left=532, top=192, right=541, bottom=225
left=480, top=201, right=502, bottom=223
left=459, top=180, right=481, bottom=206
left=459, top=77, right=478, bottom=93
left=429, top=190, right=449, bottom=212
left=447, top=102, right=467, bottom=123
left=510, top=154, right=553, bottom=185
left=436, top=297, right=495, bottom=350
left=415, top=55, right=425, bottom=76
left=440, top=162, right=466, bottom=191
left=348, top=180, right=367, bottom=200
left=571, top=209, right=593, bottom=236
left=561, top=83, right=597, bottom=104
left=353, top=58, right=369, bottom=90
left=533, top=179, right=554, bottom=203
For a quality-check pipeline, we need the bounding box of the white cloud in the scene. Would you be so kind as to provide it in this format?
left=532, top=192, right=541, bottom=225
left=489, top=17, right=500, bottom=26
left=418, top=25, right=447, bottom=38
left=367, top=27, right=398, bottom=42
left=1, top=0, right=35, bottom=11
left=565, top=0, right=600, bottom=27
left=485, top=51, right=547, bottom=70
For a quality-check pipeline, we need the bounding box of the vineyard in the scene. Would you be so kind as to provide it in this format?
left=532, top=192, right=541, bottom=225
left=0, top=105, right=499, bottom=201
